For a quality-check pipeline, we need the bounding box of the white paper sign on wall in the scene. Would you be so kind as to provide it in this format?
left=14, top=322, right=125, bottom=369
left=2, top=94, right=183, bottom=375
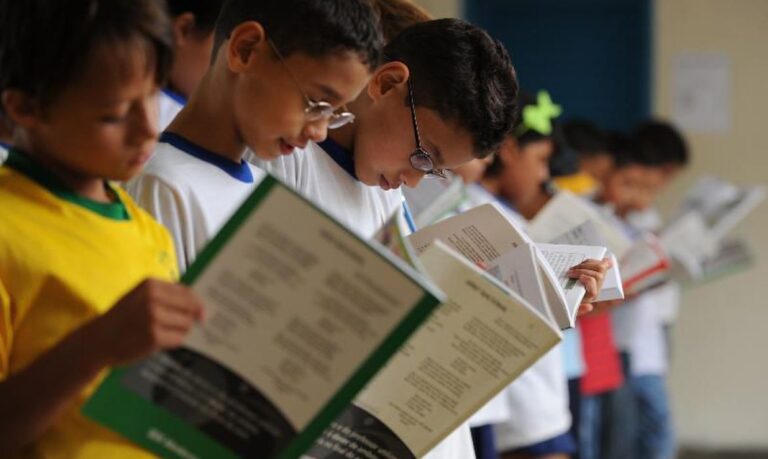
left=672, top=52, right=731, bottom=133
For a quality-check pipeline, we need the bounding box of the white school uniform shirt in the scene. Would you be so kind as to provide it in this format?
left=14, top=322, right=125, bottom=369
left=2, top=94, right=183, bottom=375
left=611, top=208, right=674, bottom=376
left=0, top=143, right=8, bottom=165
left=248, top=140, right=477, bottom=459
left=127, top=132, right=265, bottom=270
left=158, top=88, right=185, bottom=131
left=463, top=184, right=571, bottom=450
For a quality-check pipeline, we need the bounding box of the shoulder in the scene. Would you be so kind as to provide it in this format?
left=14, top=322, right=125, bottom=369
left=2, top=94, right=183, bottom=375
left=115, top=186, right=178, bottom=252
left=127, top=144, right=195, bottom=198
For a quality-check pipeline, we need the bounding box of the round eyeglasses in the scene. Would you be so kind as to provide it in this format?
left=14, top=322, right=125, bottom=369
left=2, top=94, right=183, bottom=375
left=407, top=80, right=446, bottom=179
left=268, top=39, right=355, bottom=130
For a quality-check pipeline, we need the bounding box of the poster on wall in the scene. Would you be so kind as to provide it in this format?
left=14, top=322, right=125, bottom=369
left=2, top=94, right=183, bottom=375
left=672, top=52, right=731, bottom=133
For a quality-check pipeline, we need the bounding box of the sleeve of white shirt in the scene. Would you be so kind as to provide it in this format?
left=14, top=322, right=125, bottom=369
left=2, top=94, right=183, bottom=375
left=422, top=423, right=477, bottom=459
left=126, top=175, right=199, bottom=272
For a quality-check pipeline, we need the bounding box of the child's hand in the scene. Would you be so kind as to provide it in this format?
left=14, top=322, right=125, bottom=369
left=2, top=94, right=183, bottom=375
left=84, top=279, right=205, bottom=366
left=569, top=257, right=613, bottom=315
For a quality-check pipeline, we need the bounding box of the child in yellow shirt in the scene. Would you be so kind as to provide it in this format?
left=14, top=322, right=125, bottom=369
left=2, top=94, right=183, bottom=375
left=0, top=1, right=204, bottom=457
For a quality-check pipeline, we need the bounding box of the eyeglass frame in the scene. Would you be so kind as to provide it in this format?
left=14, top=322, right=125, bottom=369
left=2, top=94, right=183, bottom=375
left=407, top=80, right=447, bottom=179
left=267, top=39, right=355, bottom=130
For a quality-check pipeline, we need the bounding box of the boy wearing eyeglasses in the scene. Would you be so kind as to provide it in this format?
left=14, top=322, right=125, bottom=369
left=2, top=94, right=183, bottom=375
left=127, top=0, right=383, bottom=269
left=249, top=18, right=518, bottom=239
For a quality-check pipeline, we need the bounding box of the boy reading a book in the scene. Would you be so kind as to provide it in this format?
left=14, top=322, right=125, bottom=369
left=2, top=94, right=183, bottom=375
left=606, top=121, right=689, bottom=459
left=250, top=17, right=519, bottom=459
left=128, top=0, right=384, bottom=269
left=0, top=1, right=205, bottom=457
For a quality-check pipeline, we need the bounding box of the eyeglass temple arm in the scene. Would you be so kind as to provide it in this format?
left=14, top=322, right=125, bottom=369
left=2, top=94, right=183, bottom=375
left=407, top=80, right=423, bottom=148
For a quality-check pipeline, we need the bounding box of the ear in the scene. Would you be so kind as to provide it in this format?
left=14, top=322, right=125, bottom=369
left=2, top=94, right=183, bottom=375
left=172, top=12, right=196, bottom=47
left=225, top=21, right=268, bottom=73
left=366, top=61, right=409, bottom=102
left=2, top=89, right=42, bottom=129
left=498, top=136, right=520, bottom=165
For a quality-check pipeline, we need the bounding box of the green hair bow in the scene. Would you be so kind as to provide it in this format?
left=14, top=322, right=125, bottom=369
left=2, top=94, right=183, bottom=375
left=516, top=90, right=562, bottom=136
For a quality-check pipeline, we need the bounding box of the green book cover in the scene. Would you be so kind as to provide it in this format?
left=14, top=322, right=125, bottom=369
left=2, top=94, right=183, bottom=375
left=83, top=175, right=442, bottom=459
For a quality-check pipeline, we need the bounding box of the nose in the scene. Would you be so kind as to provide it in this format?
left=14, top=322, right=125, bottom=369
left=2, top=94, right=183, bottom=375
left=303, top=118, right=329, bottom=143
left=131, top=95, right=159, bottom=145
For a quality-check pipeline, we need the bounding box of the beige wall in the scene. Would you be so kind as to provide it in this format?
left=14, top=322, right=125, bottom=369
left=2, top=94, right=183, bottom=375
left=654, top=0, right=768, bottom=450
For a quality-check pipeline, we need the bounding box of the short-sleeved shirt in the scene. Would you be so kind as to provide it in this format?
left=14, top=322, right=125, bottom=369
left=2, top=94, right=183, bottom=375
left=0, top=142, right=9, bottom=165
left=0, top=150, right=178, bottom=458
left=127, top=132, right=265, bottom=270
left=157, top=88, right=185, bottom=132
left=248, top=140, right=477, bottom=459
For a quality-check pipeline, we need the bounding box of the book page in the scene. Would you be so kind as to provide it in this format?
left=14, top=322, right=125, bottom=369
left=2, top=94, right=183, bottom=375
left=84, top=177, right=442, bottom=459
left=486, top=244, right=553, bottom=324
left=595, top=253, right=624, bottom=302
left=408, top=203, right=531, bottom=265
left=549, top=221, right=623, bottom=302
left=535, top=243, right=607, bottom=327
left=620, top=234, right=670, bottom=292
left=528, top=191, right=633, bottom=258
left=661, top=212, right=718, bottom=277
left=304, top=242, right=561, bottom=458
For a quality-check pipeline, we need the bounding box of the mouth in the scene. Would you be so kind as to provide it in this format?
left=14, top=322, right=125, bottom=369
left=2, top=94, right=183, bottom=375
left=130, top=151, right=153, bottom=167
left=379, top=174, right=401, bottom=191
left=379, top=174, right=390, bottom=190
left=279, top=138, right=306, bottom=156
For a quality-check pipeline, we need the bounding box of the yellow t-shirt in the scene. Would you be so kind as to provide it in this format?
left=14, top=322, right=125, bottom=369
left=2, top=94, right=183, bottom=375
left=0, top=154, right=178, bottom=458
left=553, top=171, right=599, bottom=196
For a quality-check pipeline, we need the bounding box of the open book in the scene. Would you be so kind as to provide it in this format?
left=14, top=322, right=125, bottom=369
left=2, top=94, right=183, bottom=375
left=82, top=176, right=444, bottom=459
left=662, top=176, right=765, bottom=281
left=303, top=241, right=562, bottom=458
left=528, top=190, right=633, bottom=258
left=674, top=176, right=766, bottom=241
left=407, top=202, right=607, bottom=329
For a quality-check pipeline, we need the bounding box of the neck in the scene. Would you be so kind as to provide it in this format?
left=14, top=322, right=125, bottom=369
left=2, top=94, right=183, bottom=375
left=479, top=175, right=502, bottom=196
left=166, top=72, right=244, bottom=163
left=13, top=141, right=110, bottom=202
left=328, top=124, right=355, bottom=152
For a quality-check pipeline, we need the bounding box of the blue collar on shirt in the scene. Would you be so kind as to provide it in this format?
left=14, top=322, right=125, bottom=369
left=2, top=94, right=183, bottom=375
left=496, top=196, right=520, bottom=216
left=159, top=131, right=254, bottom=183
left=162, top=87, right=187, bottom=106
left=0, top=141, right=11, bottom=150
left=319, top=138, right=358, bottom=180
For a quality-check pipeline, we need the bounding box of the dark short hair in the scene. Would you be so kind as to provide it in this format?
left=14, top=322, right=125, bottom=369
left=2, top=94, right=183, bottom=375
left=631, top=120, right=689, bottom=166
left=606, top=131, right=646, bottom=169
left=166, top=0, right=224, bottom=35
left=371, top=0, right=432, bottom=42
left=562, top=119, right=610, bottom=157
left=0, top=0, right=174, bottom=117
left=213, top=0, right=382, bottom=70
left=384, top=19, right=518, bottom=158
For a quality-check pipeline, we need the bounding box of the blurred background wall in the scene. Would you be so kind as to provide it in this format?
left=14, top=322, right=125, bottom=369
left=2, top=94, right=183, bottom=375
left=415, top=0, right=768, bottom=452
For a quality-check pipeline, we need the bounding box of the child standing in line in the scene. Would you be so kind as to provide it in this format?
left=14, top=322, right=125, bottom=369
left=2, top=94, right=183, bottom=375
left=480, top=93, right=610, bottom=459
left=128, top=0, right=384, bottom=269
left=158, top=0, right=225, bottom=129
left=0, top=1, right=204, bottom=457
left=606, top=121, right=689, bottom=459
left=250, top=18, right=520, bottom=459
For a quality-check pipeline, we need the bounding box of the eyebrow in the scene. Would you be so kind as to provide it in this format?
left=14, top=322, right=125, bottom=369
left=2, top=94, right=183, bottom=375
left=312, top=84, right=343, bottom=105
left=430, top=144, right=445, bottom=166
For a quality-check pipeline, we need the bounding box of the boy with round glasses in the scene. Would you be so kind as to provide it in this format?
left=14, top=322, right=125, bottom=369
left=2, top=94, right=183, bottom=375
left=249, top=19, right=517, bottom=238
left=127, top=0, right=383, bottom=269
